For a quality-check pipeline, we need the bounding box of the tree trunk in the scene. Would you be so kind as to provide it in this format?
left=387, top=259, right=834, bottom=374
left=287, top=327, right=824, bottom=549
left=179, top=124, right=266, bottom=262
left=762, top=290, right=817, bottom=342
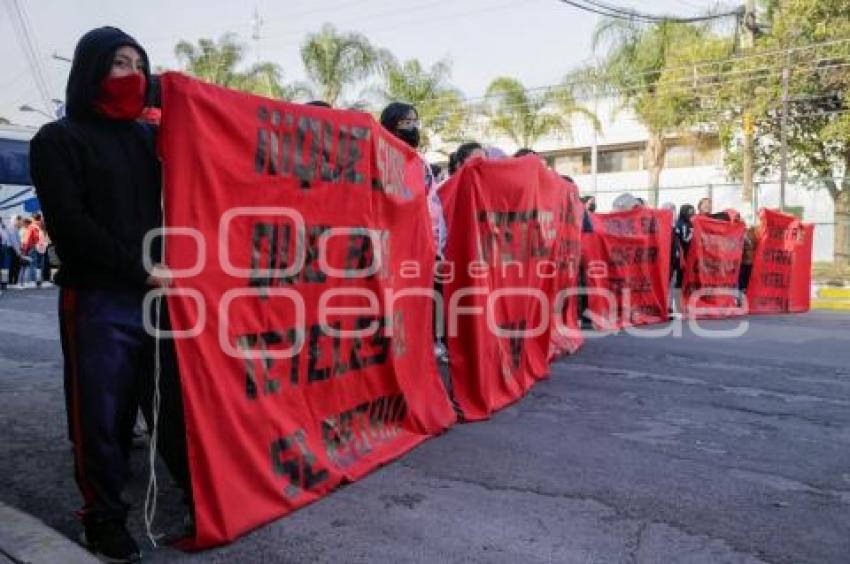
left=645, top=131, right=666, bottom=207
left=835, top=187, right=850, bottom=266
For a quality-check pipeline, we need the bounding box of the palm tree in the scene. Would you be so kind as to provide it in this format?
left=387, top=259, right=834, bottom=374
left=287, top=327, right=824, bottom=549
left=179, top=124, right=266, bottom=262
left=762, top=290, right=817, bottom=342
left=482, top=77, right=599, bottom=150
left=591, top=19, right=709, bottom=205
left=174, top=35, right=300, bottom=99
left=300, top=24, right=388, bottom=107
left=378, top=58, right=467, bottom=150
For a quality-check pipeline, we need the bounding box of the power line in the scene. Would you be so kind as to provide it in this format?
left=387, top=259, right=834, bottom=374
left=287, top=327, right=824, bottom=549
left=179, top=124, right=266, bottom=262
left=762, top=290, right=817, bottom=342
left=421, top=37, right=850, bottom=107
left=390, top=54, right=850, bottom=112
left=258, top=0, right=528, bottom=49
left=142, top=0, right=367, bottom=46
left=556, top=0, right=741, bottom=23
left=585, top=0, right=740, bottom=22
left=3, top=0, right=54, bottom=113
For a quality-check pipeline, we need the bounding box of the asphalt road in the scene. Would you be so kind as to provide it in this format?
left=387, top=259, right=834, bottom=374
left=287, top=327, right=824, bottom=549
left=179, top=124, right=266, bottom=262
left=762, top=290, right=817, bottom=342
left=1, top=287, right=849, bottom=563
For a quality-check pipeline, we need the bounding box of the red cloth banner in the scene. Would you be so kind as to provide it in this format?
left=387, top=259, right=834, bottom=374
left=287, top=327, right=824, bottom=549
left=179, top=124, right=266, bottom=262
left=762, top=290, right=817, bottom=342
left=580, top=208, right=673, bottom=329
left=747, top=208, right=814, bottom=314
left=158, top=73, right=455, bottom=548
left=682, top=214, right=746, bottom=318
left=438, top=157, right=583, bottom=421
left=549, top=192, right=584, bottom=359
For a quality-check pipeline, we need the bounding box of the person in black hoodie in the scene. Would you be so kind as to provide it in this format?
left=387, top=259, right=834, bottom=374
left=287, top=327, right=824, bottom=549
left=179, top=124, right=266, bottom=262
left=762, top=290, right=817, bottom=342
left=29, top=27, right=189, bottom=563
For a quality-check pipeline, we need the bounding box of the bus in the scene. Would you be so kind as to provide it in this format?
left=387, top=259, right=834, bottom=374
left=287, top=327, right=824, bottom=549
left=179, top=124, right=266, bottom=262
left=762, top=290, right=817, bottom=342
left=0, top=124, right=39, bottom=218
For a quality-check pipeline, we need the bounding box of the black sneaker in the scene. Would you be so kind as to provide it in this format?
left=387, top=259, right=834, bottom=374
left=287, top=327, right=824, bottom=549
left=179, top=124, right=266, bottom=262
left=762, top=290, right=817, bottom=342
left=81, top=519, right=141, bottom=563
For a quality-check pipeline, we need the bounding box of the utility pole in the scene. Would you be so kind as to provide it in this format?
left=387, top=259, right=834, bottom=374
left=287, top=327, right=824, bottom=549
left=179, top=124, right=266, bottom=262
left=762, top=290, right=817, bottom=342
left=779, top=52, right=790, bottom=212
left=251, top=6, right=263, bottom=59
left=251, top=6, right=271, bottom=96
left=591, top=90, right=599, bottom=194
left=741, top=0, right=756, bottom=209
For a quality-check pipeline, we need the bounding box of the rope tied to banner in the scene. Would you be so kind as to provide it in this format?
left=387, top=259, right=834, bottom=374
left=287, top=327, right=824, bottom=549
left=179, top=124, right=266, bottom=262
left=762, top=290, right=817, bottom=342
left=144, top=288, right=163, bottom=547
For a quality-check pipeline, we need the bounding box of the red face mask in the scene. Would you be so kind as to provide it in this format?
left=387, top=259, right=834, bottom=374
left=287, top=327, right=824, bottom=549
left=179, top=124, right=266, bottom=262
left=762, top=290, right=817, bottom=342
left=94, top=73, right=146, bottom=120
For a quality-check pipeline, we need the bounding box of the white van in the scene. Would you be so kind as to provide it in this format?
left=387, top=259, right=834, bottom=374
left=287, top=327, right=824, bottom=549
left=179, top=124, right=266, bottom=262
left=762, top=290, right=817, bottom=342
left=0, top=124, right=38, bottom=218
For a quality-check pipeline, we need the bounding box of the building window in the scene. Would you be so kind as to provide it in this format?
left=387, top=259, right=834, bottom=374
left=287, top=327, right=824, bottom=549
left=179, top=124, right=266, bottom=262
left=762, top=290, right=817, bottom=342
left=554, top=152, right=591, bottom=175
left=665, top=140, right=721, bottom=168
left=693, top=145, right=720, bottom=166
left=665, top=145, right=694, bottom=168
left=598, top=147, right=643, bottom=173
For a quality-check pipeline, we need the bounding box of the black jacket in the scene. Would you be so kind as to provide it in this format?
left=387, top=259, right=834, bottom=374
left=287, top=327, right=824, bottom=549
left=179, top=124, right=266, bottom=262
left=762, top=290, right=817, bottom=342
left=29, top=27, right=159, bottom=289
left=675, top=219, right=694, bottom=258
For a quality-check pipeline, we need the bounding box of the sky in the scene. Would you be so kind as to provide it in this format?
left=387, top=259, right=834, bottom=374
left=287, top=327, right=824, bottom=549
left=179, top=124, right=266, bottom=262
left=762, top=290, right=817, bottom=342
left=0, top=0, right=722, bottom=127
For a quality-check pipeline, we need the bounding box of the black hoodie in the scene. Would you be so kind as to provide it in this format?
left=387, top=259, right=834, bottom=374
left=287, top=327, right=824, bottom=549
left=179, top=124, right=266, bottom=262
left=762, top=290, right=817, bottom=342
left=29, top=27, right=160, bottom=289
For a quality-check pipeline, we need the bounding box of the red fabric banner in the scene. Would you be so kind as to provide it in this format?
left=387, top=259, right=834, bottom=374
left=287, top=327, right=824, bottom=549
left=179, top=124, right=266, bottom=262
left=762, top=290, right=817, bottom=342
left=549, top=193, right=584, bottom=359
left=158, top=73, right=455, bottom=548
left=580, top=208, right=673, bottom=329
left=438, top=156, right=583, bottom=421
left=682, top=214, right=746, bottom=318
left=747, top=208, right=814, bottom=314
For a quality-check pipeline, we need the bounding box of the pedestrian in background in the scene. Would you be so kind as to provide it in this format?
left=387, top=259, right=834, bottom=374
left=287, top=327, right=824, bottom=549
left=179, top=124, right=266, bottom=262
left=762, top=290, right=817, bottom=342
left=21, top=217, right=43, bottom=287
left=9, top=215, right=23, bottom=285
left=0, top=216, right=12, bottom=290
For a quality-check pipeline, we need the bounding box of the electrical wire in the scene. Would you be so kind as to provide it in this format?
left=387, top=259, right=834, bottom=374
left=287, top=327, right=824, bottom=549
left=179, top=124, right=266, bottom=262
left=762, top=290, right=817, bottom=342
left=557, top=0, right=741, bottom=23
left=397, top=37, right=850, bottom=108
left=3, top=0, right=54, bottom=112
left=409, top=60, right=850, bottom=118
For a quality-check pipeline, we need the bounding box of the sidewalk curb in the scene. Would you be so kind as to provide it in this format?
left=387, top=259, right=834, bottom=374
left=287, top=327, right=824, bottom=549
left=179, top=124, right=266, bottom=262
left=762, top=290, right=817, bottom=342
left=0, top=502, right=96, bottom=564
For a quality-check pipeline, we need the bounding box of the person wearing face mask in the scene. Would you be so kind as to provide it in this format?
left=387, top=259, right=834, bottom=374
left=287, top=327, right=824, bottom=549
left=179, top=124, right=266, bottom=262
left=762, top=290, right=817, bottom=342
left=379, top=102, right=449, bottom=362
left=29, top=27, right=190, bottom=563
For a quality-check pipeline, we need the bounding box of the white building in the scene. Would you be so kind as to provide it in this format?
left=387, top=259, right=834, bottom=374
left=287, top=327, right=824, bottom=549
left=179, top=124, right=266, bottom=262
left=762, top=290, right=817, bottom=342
left=433, top=99, right=837, bottom=262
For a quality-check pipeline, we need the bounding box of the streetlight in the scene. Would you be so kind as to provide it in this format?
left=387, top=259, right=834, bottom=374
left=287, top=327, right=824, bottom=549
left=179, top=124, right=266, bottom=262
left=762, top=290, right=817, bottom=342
left=19, top=104, right=53, bottom=119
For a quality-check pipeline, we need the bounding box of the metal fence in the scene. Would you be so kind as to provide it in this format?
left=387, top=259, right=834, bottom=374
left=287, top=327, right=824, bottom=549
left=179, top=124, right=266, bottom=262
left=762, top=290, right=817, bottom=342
left=582, top=179, right=846, bottom=264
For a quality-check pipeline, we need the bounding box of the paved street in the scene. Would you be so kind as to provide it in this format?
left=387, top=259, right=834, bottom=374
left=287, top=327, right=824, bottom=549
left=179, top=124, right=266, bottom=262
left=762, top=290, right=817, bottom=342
left=1, top=287, right=849, bottom=563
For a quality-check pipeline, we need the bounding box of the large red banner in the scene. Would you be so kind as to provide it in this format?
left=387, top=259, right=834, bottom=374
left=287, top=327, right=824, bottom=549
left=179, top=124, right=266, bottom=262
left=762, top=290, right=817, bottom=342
left=682, top=214, right=746, bottom=318
left=581, top=208, right=672, bottom=329
left=747, top=208, right=814, bottom=314
left=438, top=157, right=582, bottom=421
left=158, top=73, right=455, bottom=548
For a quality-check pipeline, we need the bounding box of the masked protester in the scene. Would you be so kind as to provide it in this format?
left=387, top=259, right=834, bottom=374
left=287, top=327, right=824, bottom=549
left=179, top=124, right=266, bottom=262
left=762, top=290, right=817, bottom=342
left=379, top=102, right=450, bottom=363
left=29, top=27, right=190, bottom=563
left=379, top=102, right=447, bottom=257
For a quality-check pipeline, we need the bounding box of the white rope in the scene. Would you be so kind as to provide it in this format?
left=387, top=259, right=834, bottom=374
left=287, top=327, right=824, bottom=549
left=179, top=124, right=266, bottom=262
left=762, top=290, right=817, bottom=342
left=143, top=293, right=163, bottom=547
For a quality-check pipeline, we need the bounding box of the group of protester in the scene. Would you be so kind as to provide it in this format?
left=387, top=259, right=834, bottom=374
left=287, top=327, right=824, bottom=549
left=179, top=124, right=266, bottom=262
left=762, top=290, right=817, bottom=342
left=0, top=211, right=54, bottom=290
left=368, top=116, right=551, bottom=362
left=26, top=24, right=771, bottom=562
left=579, top=192, right=758, bottom=314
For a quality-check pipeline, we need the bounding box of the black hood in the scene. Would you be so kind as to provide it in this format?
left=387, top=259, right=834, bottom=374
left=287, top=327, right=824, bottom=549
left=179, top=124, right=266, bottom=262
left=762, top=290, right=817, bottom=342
left=65, top=26, right=150, bottom=120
